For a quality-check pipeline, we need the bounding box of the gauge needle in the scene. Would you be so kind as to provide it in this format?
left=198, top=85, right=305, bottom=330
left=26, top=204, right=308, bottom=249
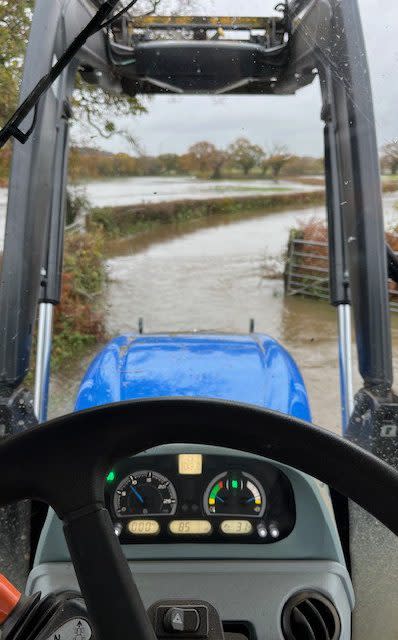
left=216, top=495, right=225, bottom=503
left=246, top=497, right=255, bottom=503
left=130, top=486, right=144, bottom=504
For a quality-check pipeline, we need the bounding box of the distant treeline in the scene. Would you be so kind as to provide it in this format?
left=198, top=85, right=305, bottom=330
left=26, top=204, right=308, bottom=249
left=69, top=140, right=324, bottom=182
left=0, top=139, right=324, bottom=186
left=3, top=136, right=398, bottom=187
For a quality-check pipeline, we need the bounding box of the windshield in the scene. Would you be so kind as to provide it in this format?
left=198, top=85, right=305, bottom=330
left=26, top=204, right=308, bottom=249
left=0, top=0, right=397, bottom=637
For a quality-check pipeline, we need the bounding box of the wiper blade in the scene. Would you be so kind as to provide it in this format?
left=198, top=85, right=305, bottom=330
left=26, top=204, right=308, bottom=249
left=0, top=0, right=138, bottom=149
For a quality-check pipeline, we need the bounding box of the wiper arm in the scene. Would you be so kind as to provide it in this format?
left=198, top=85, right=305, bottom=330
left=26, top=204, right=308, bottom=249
left=0, top=0, right=138, bottom=149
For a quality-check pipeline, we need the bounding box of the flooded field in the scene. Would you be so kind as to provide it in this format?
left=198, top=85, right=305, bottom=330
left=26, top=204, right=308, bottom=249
left=80, top=175, right=319, bottom=208
left=0, top=177, right=316, bottom=248
left=47, top=183, right=398, bottom=433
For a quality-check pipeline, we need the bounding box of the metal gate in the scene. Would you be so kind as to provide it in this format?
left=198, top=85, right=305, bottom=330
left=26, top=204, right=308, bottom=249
left=285, top=235, right=398, bottom=311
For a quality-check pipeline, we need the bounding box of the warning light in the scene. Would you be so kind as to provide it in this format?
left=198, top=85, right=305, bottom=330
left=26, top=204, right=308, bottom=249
left=178, top=454, right=203, bottom=475
left=106, top=471, right=116, bottom=483
left=232, top=480, right=239, bottom=489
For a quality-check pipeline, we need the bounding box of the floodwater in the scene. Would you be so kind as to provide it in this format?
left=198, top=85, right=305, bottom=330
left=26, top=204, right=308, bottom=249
left=0, top=177, right=316, bottom=248
left=1, top=176, right=397, bottom=432
left=49, top=187, right=398, bottom=434
left=80, top=175, right=319, bottom=208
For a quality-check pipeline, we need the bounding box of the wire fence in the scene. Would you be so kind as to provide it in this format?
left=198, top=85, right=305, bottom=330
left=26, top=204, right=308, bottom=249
left=284, top=236, right=398, bottom=312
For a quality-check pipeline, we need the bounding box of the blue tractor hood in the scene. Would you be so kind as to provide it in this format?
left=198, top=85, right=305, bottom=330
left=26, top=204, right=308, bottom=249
left=75, top=334, right=311, bottom=421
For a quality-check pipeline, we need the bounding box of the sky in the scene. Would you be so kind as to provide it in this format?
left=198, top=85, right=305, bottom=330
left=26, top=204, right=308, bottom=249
left=77, top=0, right=398, bottom=157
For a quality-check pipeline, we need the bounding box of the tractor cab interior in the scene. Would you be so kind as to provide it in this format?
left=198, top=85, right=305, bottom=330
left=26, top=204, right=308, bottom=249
left=0, top=2, right=397, bottom=640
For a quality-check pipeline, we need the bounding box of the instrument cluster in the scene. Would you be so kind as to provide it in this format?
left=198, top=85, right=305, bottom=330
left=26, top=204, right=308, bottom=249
left=105, top=452, right=296, bottom=544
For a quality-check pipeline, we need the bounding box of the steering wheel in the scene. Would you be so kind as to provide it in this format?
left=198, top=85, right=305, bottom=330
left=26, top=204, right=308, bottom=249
left=0, top=398, right=397, bottom=640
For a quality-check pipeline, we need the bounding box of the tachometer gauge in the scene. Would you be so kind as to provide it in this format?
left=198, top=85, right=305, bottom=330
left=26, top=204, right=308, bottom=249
left=113, top=471, right=177, bottom=517
left=204, top=471, right=266, bottom=517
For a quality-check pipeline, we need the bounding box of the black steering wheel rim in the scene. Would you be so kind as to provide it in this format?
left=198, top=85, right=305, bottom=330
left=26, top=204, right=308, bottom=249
left=0, top=398, right=397, bottom=640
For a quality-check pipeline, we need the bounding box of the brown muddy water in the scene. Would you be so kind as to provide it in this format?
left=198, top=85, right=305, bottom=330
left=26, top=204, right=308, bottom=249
left=49, top=195, right=398, bottom=434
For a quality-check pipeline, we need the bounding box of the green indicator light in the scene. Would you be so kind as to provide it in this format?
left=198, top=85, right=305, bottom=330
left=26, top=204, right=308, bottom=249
left=232, top=480, right=239, bottom=489
left=106, top=471, right=116, bottom=483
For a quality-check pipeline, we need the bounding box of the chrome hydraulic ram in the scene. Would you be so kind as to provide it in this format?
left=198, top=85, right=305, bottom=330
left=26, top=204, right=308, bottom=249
left=33, top=303, right=54, bottom=423
left=337, top=304, right=354, bottom=428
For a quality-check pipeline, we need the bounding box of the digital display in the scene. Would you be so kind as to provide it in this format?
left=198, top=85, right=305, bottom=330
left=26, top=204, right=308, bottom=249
left=169, top=520, right=212, bottom=535
left=127, top=520, right=160, bottom=535
left=178, top=454, right=203, bottom=475
left=220, top=520, right=253, bottom=535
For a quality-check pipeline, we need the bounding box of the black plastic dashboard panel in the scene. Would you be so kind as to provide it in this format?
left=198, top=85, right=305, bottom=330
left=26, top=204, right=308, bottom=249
left=104, top=453, right=296, bottom=544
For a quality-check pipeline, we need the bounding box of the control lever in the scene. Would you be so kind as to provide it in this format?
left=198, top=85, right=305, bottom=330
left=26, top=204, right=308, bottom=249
left=0, top=575, right=21, bottom=626
left=0, top=575, right=92, bottom=640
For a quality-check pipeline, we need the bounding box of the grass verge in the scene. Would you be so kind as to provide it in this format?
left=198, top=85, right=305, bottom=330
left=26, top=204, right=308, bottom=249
left=88, top=190, right=326, bottom=238
left=51, top=230, right=107, bottom=370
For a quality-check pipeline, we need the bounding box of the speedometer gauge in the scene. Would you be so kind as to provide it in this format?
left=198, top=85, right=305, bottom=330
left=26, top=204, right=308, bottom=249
left=113, top=471, right=177, bottom=517
left=204, top=471, right=266, bottom=517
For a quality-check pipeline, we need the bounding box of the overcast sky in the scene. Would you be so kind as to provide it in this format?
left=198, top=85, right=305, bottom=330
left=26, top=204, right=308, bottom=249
left=77, top=0, right=398, bottom=157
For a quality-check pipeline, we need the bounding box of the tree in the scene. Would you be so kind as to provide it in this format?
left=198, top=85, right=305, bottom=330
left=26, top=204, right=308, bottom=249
left=72, top=81, right=146, bottom=147
left=183, top=142, right=228, bottom=179
left=0, top=1, right=148, bottom=147
left=135, top=155, right=162, bottom=176
left=177, top=153, right=193, bottom=175
left=259, top=153, right=269, bottom=177
left=0, top=144, right=11, bottom=182
left=267, top=144, right=292, bottom=181
left=186, top=141, right=216, bottom=174
left=0, top=2, right=34, bottom=124
left=158, top=153, right=179, bottom=174
left=208, top=148, right=228, bottom=179
left=381, top=140, right=398, bottom=175
left=277, top=154, right=324, bottom=176
left=228, top=137, right=264, bottom=176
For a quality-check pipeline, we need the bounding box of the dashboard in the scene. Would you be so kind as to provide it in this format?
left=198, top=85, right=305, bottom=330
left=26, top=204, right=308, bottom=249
left=104, top=452, right=296, bottom=544
left=30, top=446, right=353, bottom=640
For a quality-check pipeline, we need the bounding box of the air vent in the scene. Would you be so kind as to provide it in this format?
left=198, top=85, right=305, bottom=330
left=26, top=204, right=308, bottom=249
left=281, top=591, right=341, bottom=640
